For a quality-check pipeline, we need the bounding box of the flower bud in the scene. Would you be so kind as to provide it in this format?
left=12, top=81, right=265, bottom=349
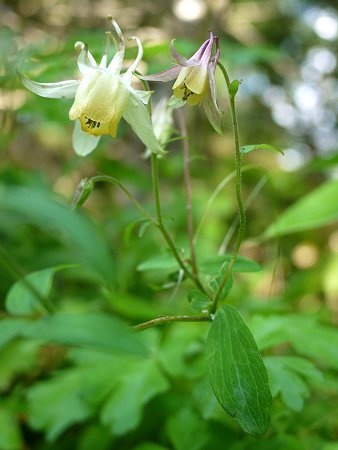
left=71, top=178, right=94, bottom=209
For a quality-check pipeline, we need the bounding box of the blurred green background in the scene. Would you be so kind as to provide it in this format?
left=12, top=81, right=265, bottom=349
left=1, top=0, right=338, bottom=449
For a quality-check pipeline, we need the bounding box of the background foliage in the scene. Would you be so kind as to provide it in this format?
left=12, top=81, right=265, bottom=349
left=1, top=0, right=338, bottom=449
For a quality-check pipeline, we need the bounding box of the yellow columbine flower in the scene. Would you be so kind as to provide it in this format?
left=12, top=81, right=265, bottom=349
left=17, top=18, right=165, bottom=156
left=143, top=31, right=225, bottom=134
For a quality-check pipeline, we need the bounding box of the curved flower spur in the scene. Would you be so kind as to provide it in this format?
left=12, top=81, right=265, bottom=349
left=142, top=31, right=225, bottom=134
left=17, top=17, right=165, bottom=156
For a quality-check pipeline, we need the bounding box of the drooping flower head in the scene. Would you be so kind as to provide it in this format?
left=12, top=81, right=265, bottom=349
left=17, top=18, right=165, bottom=156
left=142, top=31, right=225, bottom=134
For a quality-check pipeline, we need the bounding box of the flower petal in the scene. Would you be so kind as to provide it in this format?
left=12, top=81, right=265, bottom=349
left=69, top=71, right=129, bottom=124
left=140, top=65, right=181, bottom=82
left=124, top=36, right=143, bottom=77
left=75, top=42, right=97, bottom=76
left=173, top=84, right=202, bottom=105
left=184, top=65, right=208, bottom=95
left=98, top=31, right=113, bottom=69
left=17, top=71, right=79, bottom=99
left=72, top=120, right=101, bottom=156
left=107, top=19, right=125, bottom=74
left=123, top=93, right=166, bottom=155
left=172, top=66, right=189, bottom=89
left=202, top=89, right=226, bottom=135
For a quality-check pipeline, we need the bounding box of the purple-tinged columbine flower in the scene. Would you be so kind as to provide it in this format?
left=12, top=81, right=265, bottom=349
left=143, top=31, right=225, bottom=133
left=17, top=18, right=165, bottom=156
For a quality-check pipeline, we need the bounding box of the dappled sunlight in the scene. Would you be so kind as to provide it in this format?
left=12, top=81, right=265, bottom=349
left=173, top=0, right=208, bottom=21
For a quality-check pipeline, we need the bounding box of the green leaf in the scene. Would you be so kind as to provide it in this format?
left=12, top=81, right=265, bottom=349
left=251, top=314, right=338, bottom=369
left=229, top=79, right=241, bottom=97
left=200, top=254, right=261, bottom=275
left=76, top=424, right=112, bottom=450
left=0, top=186, right=116, bottom=288
left=263, top=179, right=338, bottom=238
left=159, top=323, right=207, bottom=379
left=207, top=305, right=272, bottom=436
left=208, top=271, right=233, bottom=303
left=166, top=408, right=210, bottom=450
left=27, top=367, right=97, bottom=440
left=132, top=444, right=169, bottom=450
left=264, top=356, right=323, bottom=411
left=187, top=290, right=211, bottom=313
left=0, top=340, right=40, bottom=390
left=240, top=144, right=283, bottom=155
left=138, top=219, right=153, bottom=238
left=323, top=444, right=338, bottom=450
left=107, top=293, right=166, bottom=321
left=27, top=350, right=139, bottom=440
left=0, top=318, right=29, bottom=348
left=0, top=405, right=22, bottom=450
left=124, top=218, right=153, bottom=244
left=101, top=358, right=168, bottom=435
left=22, top=313, right=146, bottom=355
left=5, top=266, right=72, bottom=315
left=137, top=253, right=178, bottom=273
left=28, top=348, right=167, bottom=440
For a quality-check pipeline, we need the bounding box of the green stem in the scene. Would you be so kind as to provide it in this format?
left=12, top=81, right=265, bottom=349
left=135, top=75, right=205, bottom=292
left=210, top=63, right=246, bottom=314
left=176, top=108, right=198, bottom=277
left=219, top=174, right=267, bottom=254
left=90, top=175, right=157, bottom=225
left=150, top=153, right=206, bottom=293
left=133, top=313, right=211, bottom=331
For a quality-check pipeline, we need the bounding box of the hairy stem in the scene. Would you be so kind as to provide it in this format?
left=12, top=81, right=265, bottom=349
left=133, top=313, right=211, bottom=331
left=210, top=63, right=246, bottom=314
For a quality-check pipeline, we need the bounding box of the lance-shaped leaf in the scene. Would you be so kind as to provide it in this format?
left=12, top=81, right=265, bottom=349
left=207, top=305, right=272, bottom=436
left=263, top=178, right=338, bottom=238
